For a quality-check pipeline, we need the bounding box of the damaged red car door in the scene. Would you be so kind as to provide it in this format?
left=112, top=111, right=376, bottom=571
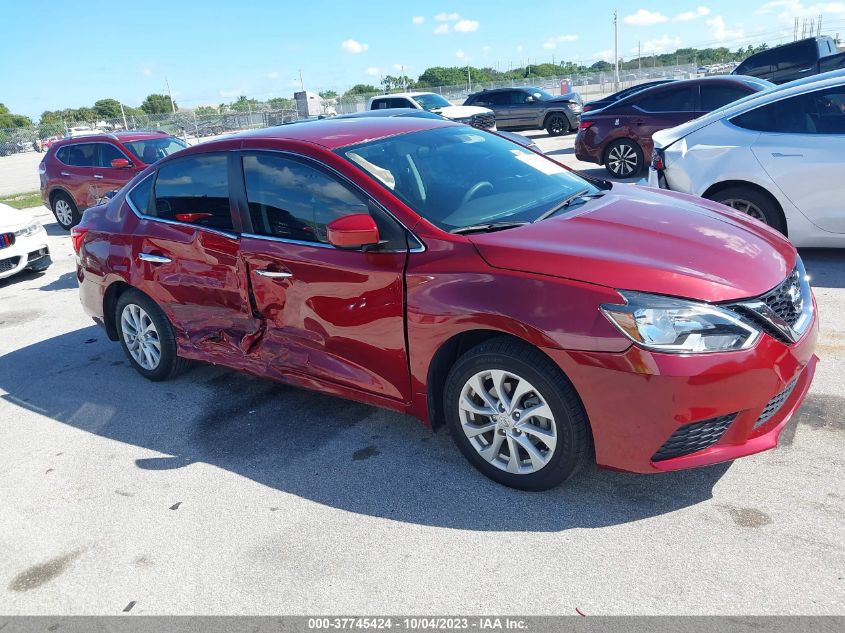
left=236, top=152, right=410, bottom=402
left=129, top=153, right=260, bottom=360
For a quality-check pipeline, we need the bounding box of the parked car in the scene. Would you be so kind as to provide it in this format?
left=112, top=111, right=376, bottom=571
left=72, top=116, right=817, bottom=490
left=575, top=76, right=773, bottom=177
left=582, top=80, right=674, bottom=113
left=733, top=36, right=845, bottom=84
left=0, top=203, right=51, bottom=280
left=649, top=70, right=845, bottom=246
left=368, top=92, right=495, bottom=129
left=463, top=86, right=582, bottom=136
left=40, top=131, right=187, bottom=230
left=330, top=108, right=540, bottom=151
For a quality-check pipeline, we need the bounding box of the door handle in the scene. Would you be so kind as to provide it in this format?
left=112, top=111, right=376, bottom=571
left=255, top=269, right=292, bottom=278
left=139, top=253, right=172, bottom=264
left=771, top=152, right=803, bottom=158
left=60, top=171, right=70, bottom=176
left=93, top=174, right=104, bottom=179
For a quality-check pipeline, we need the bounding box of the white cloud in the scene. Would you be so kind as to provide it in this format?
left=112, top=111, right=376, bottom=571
left=707, top=15, right=744, bottom=40
left=623, top=9, right=669, bottom=26
left=365, top=67, right=381, bottom=76
left=453, top=19, right=480, bottom=32
left=640, top=34, right=682, bottom=54
left=756, top=0, right=845, bottom=23
left=433, top=23, right=450, bottom=35
left=266, top=71, right=280, bottom=80
left=542, top=34, right=579, bottom=49
left=456, top=49, right=470, bottom=61
left=591, top=49, right=613, bottom=61
left=341, top=39, right=369, bottom=54
left=140, top=66, right=153, bottom=77
left=434, top=12, right=460, bottom=21
left=516, top=44, right=524, bottom=52
left=675, top=6, right=711, bottom=21
left=412, top=15, right=425, bottom=24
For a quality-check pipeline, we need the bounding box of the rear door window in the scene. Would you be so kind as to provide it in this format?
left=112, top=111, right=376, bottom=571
left=152, top=154, right=233, bottom=231
left=635, top=86, right=697, bottom=112
left=731, top=88, right=845, bottom=134
left=58, top=143, right=98, bottom=167
left=127, top=175, right=154, bottom=215
left=700, top=85, right=752, bottom=111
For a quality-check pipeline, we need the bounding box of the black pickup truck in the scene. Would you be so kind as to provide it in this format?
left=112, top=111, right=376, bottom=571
left=732, top=36, right=845, bottom=84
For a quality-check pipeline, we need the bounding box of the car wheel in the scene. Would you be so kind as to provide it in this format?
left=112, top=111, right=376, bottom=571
left=444, top=338, right=591, bottom=490
left=707, top=186, right=787, bottom=235
left=52, top=192, right=80, bottom=230
left=116, top=289, right=190, bottom=381
left=545, top=114, right=568, bottom=137
left=604, top=139, right=643, bottom=178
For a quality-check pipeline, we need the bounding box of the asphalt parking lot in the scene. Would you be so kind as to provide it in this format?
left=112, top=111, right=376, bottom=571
left=0, top=131, right=843, bottom=615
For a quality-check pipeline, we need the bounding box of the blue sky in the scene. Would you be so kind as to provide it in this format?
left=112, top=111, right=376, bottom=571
left=2, top=0, right=843, bottom=118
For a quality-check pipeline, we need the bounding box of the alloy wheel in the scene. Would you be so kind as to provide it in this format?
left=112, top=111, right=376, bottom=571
left=549, top=116, right=565, bottom=134
left=121, top=304, right=162, bottom=370
left=720, top=198, right=766, bottom=223
left=607, top=143, right=638, bottom=176
left=458, top=369, right=557, bottom=475
left=54, top=199, right=73, bottom=226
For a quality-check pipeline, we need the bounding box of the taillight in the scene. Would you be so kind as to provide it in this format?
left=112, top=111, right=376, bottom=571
left=582, top=104, right=594, bottom=112
left=70, top=226, right=89, bottom=254
left=578, top=121, right=594, bottom=129
left=651, top=148, right=665, bottom=171
left=38, top=161, right=46, bottom=175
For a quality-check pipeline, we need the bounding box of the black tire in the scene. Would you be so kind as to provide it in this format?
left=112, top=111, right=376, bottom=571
left=443, top=337, right=591, bottom=491
left=604, top=138, right=643, bottom=178
left=706, top=185, right=787, bottom=235
left=51, top=192, right=81, bottom=230
left=115, top=289, right=190, bottom=381
left=545, top=113, right=569, bottom=137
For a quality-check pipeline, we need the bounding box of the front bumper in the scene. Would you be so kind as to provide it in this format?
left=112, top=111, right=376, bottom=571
left=0, top=227, right=51, bottom=279
left=544, top=312, right=818, bottom=474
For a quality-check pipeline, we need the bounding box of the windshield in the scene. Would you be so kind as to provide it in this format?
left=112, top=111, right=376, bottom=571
left=414, top=93, right=453, bottom=111
left=530, top=88, right=555, bottom=101
left=339, top=126, right=599, bottom=232
left=123, top=137, right=187, bottom=164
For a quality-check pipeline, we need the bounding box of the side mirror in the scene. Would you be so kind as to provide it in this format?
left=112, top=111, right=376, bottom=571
left=327, top=213, right=380, bottom=249
left=111, top=158, right=133, bottom=169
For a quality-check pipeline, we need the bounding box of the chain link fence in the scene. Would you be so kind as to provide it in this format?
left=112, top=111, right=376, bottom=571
left=1, top=64, right=700, bottom=157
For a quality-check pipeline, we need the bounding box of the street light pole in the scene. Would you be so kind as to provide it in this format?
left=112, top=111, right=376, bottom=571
left=613, top=10, right=620, bottom=91
left=165, top=77, right=177, bottom=113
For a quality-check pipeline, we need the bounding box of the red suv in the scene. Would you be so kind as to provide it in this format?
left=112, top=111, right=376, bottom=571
left=72, top=117, right=817, bottom=490
left=40, top=131, right=186, bottom=229
left=575, top=76, right=773, bottom=177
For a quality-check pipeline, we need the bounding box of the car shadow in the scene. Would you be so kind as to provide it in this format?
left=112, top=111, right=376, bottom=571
left=37, top=271, right=76, bottom=291
left=0, top=268, right=47, bottom=288
left=799, top=248, right=845, bottom=289
left=0, top=325, right=733, bottom=532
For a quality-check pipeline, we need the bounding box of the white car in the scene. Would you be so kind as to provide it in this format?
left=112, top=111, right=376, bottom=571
left=0, top=203, right=51, bottom=280
left=648, top=69, right=845, bottom=247
left=368, top=92, right=495, bottom=129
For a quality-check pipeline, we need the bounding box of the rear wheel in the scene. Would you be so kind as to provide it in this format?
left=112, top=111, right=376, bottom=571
left=52, top=192, right=80, bottom=230
left=116, top=289, right=190, bottom=381
left=545, top=114, right=569, bottom=137
left=444, top=338, right=591, bottom=490
left=604, top=139, right=643, bottom=178
left=707, top=186, right=787, bottom=234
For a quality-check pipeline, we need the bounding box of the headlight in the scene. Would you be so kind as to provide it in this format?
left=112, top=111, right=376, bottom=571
left=452, top=116, right=473, bottom=124
left=14, top=221, right=41, bottom=238
left=601, top=291, right=759, bottom=353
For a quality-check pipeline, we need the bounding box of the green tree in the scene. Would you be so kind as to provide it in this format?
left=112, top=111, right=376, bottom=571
left=194, top=105, right=218, bottom=116
left=141, top=93, right=176, bottom=114
left=229, top=95, right=262, bottom=112
left=93, top=98, right=123, bottom=119
left=267, top=97, right=294, bottom=109
left=318, top=90, right=338, bottom=99
left=0, top=103, right=31, bottom=128
left=342, top=84, right=379, bottom=97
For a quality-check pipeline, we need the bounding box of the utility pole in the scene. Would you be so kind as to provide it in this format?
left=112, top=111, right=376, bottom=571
left=794, top=16, right=799, bottom=41
left=638, top=40, right=641, bottom=73
left=299, top=69, right=305, bottom=91
left=613, top=10, right=620, bottom=91
left=818, top=14, right=823, bottom=36
left=119, top=102, right=128, bottom=130
left=467, top=66, right=472, bottom=92
left=165, top=77, right=176, bottom=113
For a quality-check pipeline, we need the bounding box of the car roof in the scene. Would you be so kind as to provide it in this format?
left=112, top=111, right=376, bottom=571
left=604, top=75, right=770, bottom=108
left=370, top=92, right=435, bottom=99
left=51, top=131, right=171, bottom=148
left=654, top=68, right=845, bottom=145
left=232, top=116, right=456, bottom=149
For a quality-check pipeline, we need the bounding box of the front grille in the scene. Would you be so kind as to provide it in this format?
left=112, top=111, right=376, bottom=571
left=0, top=232, right=15, bottom=249
left=761, top=269, right=803, bottom=328
left=0, top=256, right=21, bottom=273
left=470, top=112, right=496, bottom=130
left=753, top=378, right=798, bottom=429
left=652, top=414, right=737, bottom=462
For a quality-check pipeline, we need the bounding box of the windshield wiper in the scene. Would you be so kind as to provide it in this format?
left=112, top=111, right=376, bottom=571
left=533, top=189, right=603, bottom=223
left=450, top=221, right=529, bottom=235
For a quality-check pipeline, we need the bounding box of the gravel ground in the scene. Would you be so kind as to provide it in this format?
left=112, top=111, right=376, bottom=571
left=0, top=132, right=843, bottom=615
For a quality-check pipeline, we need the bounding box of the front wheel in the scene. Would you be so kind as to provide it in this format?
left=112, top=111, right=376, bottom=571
left=52, top=192, right=80, bottom=230
left=545, top=114, right=569, bottom=137
left=707, top=186, right=787, bottom=235
left=116, top=289, right=190, bottom=381
left=444, top=338, right=591, bottom=490
left=604, top=139, right=643, bottom=178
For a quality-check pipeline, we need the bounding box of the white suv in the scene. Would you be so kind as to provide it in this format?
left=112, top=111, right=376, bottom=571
left=648, top=70, right=845, bottom=247
left=368, top=92, right=495, bottom=129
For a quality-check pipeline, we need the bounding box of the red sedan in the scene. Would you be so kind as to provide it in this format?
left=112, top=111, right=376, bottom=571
left=72, top=117, right=817, bottom=490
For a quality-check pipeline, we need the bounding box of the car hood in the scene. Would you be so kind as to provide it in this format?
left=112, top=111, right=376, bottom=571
left=432, top=105, right=492, bottom=119
left=0, top=203, right=35, bottom=231
left=469, top=185, right=796, bottom=303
